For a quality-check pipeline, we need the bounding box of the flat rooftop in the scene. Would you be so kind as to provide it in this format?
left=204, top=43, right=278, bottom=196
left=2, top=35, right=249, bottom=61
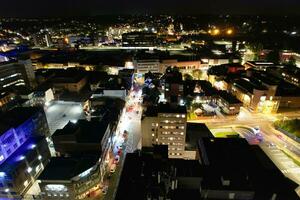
left=233, top=78, right=267, bottom=94
left=0, top=107, right=43, bottom=135
left=115, top=151, right=202, bottom=200
left=144, top=102, right=187, bottom=117
left=0, top=136, right=47, bottom=178
left=53, top=118, right=109, bottom=144
left=38, top=156, right=97, bottom=181
left=186, top=123, right=213, bottom=150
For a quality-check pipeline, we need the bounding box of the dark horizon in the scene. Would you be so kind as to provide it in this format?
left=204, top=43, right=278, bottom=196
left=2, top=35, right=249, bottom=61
left=1, top=0, right=300, bottom=18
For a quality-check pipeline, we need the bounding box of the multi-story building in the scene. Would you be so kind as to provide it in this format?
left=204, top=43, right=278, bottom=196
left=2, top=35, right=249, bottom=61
left=0, top=90, right=16, bottom=111
left=160, top=59, right=204, bottom=74
left=0, top=59, right=35, bottom=90
left=38, top=156, right=100, bottom=200
left=217, top=90, right=243, bottom=115
left=33, top=33, right=52, bottom=47
left=163, top=67, right=184, bottom=104
left=231, top=78, right=279, bottom=113
left=244, top=61, right=274, bottom=71
left=122, top=32, right=157, bottom=47
left=134, top=59, right=160, bottom=74
left=38, top=116, right=115, bottom=199
left=51, top=69, right=87, bottom=93
left=0, top=107, right=51, bottom=198
left=142, top=103, right=187, bottom=159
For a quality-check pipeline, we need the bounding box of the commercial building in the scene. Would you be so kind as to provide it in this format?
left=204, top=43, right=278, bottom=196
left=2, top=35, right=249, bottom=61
left=0, top=90, right=16, bottom=111
left=231, top=78, right=278, bottom=112
left=122, top=32, right=157, bottom=47
left=142, top=103, right=187, bottom=159
left=38, top=156, right=100, bottom=200
left=38, top=114, right=119, bottom=199
left=0, top=59, right=35, bottom=90
left=244, top=61, right=274, bottom=71
left=0, top=107, right=51, bottom=198
left=160, top=59, right=204, bottom=74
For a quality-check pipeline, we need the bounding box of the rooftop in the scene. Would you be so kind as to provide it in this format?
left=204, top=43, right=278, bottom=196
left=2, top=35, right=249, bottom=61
left=218, top=90, right=242, bottom=104
left=186, top=123, right=213, bottom=150
left=233, top=78, right=267, bottom=94
left=53, top=118, right=109, bottom=144
left=115, top=151, right=202, bottom=200
left=38, top=156, right=97, bottom=181
left=0, top=136, right=47, bottom=178
left=0, top=107, right=43, bottom=135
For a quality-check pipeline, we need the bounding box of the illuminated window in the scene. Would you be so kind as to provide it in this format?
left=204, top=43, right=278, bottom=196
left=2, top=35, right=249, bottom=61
left=45, top=184, right=68, bottom=192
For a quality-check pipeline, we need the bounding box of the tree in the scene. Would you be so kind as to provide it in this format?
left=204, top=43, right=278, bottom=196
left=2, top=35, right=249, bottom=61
left=287, top=56, right=296, bottom=67
left=246, top=42, right=263, bottom=61
left=183, top=73, right=193, bottom=81
left=192, top=69, right=203, bottom=80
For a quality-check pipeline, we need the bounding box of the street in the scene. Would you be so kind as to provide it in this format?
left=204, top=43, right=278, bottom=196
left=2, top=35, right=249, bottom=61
left=190, top=107, right=300, bottom=185
left=102, top=84, right=143, bottom=200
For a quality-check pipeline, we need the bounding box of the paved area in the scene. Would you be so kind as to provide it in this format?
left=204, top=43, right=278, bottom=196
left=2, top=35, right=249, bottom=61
left=44, top=101, right=85, bottom=135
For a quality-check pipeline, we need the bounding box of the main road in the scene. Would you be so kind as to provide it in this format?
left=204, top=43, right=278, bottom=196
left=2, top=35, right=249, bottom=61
left=190, top=108, right=300, bottom=185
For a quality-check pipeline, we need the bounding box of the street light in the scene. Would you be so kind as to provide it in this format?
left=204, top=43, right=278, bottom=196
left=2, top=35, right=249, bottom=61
left=213, top=29, right=220, bottom=35
left=227, top=29, right=233, bottom=35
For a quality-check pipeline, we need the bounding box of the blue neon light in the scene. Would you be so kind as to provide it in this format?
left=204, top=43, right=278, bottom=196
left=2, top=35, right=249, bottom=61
left=0, top=116, right=36, bottom=165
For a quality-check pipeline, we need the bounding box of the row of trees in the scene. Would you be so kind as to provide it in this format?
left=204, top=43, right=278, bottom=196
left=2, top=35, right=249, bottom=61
left=246, top=42, right=296, bottom=66
left=274, top=119, right=300, bottom=138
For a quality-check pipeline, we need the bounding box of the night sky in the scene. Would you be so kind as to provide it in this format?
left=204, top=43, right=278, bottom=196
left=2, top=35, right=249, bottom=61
left=1, top=0, right=300, bottom=17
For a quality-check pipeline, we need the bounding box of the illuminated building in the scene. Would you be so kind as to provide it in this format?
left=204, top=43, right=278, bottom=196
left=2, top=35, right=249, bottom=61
left=141, top=103, right=187, bottom=159
left=217, top=91, right=243, bottom=115
left=244, top=61, right=274, bottom=71
left=160, top=59, right=204, bottom=74
left=0, top=107, right=51, bottom=198
left=0, top=90, right=16, bottom=111
left=231, top=78, right=278, bottom=113
left=39, top=117, right=116, bottom=199
left=33, top=33, right=52, bottom=48
left=122, top=32, right=157, bottom=47
left=38, top=156, right=101, bottom=200
left=0, top=59, right=35, bottom=90
left=134, top=59, right=160, bottom=74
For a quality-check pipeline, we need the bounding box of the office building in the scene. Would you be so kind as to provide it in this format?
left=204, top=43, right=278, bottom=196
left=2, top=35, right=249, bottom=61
left=39, top=117, right=116, bottom=199
left=0, top=60, right=35, bottom=90
left=0, top=107, right=51, bottom=198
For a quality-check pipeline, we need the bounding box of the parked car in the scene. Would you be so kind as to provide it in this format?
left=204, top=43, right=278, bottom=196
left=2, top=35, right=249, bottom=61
left=110, top=163, right=116, bottom=173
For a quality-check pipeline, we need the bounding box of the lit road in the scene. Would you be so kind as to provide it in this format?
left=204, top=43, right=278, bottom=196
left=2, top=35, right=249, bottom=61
left=189, top=108, right=300, bottom=185
left=103, top=83, right=143, bottom=200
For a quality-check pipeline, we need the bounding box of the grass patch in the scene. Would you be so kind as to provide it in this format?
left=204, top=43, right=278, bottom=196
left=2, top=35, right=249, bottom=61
left=282, top=149, right=300, bottom=167
left=213, top=132, right=239, bottom=138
